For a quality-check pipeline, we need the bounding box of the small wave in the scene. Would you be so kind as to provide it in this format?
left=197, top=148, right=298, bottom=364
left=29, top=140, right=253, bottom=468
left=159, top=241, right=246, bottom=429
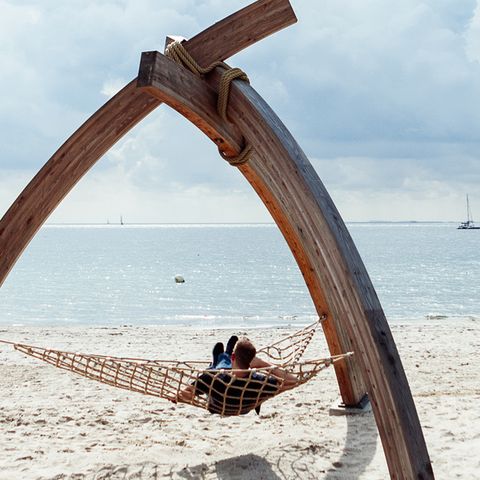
left=424, top=314, right=479, bottom=323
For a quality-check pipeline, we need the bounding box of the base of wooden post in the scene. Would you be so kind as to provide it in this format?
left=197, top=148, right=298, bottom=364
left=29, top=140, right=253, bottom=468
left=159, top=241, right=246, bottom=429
left=329, top=393, right=371, bottom=416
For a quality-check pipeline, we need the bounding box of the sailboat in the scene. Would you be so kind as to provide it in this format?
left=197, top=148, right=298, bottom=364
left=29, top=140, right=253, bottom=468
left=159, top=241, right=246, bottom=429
left=457, top=194, right=480, bottom=230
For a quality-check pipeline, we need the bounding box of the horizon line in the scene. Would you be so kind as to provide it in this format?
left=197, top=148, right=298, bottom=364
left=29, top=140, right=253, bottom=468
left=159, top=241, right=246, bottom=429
left=43, top=220, right=462, bottom=226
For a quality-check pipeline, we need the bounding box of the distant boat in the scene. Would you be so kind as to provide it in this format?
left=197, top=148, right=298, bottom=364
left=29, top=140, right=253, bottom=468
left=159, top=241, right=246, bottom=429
left=458, top=194, right=480, bottom=230
left=120, top=215, right=124, bottom=226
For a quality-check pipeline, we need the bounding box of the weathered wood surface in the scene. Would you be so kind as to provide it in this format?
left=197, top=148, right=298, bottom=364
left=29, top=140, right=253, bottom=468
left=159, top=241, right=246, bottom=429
left=186, top=0, right=296, bottom=66
left=138, top=52, right=244, bottom=158
left=0, top=0, right=296, bottom=286
left=137, top=52, right=434, bottom=479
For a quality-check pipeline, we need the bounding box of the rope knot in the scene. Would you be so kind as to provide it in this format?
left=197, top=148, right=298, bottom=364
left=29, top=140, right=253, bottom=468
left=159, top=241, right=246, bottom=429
left=219, top=142, right=253, bottom=167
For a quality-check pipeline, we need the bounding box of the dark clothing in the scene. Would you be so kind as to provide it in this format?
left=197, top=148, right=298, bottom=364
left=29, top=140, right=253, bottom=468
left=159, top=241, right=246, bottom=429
left=195, top=370, right=279, bottom=416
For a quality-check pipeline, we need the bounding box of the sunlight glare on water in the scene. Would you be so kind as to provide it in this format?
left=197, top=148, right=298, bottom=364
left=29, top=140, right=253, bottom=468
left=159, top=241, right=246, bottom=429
left=0, top=223, right=478, bottom=326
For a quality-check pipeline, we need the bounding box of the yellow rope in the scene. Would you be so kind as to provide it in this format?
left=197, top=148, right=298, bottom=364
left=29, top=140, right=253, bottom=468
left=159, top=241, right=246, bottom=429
left=164, top=40, right=227, bottom=76
left=216, top=67, right=249, bottom=122
left=218, top=143, right=253, bottom=167
left=165, top=40, right=253, bottom=166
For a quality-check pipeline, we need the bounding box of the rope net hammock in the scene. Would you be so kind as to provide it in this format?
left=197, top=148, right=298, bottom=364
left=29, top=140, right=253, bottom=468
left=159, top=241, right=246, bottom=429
left=2, top=319, right=352, bottom=416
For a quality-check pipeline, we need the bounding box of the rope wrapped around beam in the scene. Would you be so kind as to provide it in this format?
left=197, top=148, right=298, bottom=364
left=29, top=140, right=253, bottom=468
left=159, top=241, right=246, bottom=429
left=165, top=40, right=253, bottom=166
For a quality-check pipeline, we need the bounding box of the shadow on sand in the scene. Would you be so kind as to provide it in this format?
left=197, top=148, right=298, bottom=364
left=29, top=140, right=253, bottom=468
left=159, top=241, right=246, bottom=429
left=324, top=414, right=379, bottom=479
left=175, top=454, right=281, bottom=479
left=41, top=414, right=379, bottom=479
left=173, top=416, right=378, bottom=479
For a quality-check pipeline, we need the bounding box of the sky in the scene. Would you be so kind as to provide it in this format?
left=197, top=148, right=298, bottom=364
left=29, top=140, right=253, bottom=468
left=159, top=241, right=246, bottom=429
left=1, top=0, right=480, bottom=223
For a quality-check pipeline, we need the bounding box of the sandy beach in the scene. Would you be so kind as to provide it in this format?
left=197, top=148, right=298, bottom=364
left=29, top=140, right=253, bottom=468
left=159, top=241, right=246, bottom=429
left=0, top=319, right=479, bottom=479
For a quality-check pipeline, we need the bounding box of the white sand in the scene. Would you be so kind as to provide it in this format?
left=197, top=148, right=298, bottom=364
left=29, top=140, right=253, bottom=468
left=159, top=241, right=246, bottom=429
left=0, top=320, right=479, bottom=479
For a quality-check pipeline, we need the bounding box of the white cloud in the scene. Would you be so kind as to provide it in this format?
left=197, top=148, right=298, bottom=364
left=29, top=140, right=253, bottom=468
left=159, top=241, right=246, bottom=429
left=1, top=0, right=480, bottom=222
left=466, top=1, right=480, bottom=62
left=0, top=169, right=35, bottom=219
left=101, top=78, right=128, bottom=98
left=49, top=163, right=271, bottom=224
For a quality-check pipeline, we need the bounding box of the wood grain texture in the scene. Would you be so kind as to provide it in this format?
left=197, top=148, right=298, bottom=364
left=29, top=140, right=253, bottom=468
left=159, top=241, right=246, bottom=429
left=0, top=0, right=296, bottom=286
left=185, top=0, right=297, bottom=66
left=137, top=53, right=434, bottom=479
left=137, top=51, right=244, bottom=157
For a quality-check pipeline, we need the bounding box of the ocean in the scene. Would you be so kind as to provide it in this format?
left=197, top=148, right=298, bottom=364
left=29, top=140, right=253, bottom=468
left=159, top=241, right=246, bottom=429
left=0, top=223, right=478, bottom=327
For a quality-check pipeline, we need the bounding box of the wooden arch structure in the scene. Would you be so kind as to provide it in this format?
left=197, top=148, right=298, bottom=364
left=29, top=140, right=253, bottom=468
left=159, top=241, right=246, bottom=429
left=0, top=1, right=433, bottom=478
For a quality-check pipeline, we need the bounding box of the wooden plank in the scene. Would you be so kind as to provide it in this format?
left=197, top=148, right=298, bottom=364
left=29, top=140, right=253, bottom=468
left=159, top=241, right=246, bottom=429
left=0, top=0, right=297, bottom=286
left=137, top=51, right=244, bottom=157
left=137, top=54, right=434, bottom=479
left=185, top=0, right=297, bottom=66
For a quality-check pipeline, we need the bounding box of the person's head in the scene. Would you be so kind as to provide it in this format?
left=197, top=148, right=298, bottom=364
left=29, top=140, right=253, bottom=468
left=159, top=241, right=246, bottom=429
left=231, top=337, right=256, bottom=369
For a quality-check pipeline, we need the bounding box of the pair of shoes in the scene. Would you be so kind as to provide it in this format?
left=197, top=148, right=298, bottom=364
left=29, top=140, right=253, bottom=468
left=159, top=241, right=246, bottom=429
left=211, top=342, right=224, bottom=367
left=226, top=335, right=238, bottom=355
left=211, top=336, right=238, bottom=367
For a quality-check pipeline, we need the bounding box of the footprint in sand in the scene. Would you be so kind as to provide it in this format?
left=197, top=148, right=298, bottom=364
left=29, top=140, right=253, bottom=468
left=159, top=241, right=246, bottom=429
left=136, top=417, right=152, bottom=424
left=16, top=456, right=33, bottom=461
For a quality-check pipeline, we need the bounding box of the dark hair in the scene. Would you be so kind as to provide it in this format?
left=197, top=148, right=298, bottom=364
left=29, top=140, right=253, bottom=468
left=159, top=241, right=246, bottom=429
left=233, top=338, right=256, bottom=368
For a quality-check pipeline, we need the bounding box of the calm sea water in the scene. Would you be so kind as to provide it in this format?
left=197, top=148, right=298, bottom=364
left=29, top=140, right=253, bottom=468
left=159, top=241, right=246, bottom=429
left=0, top=223, right=478, bottom=327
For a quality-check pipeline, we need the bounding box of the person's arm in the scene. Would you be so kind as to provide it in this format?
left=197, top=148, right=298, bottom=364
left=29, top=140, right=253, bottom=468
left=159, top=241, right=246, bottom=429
left=175, top=372, right=212, bottom=404
left=250, top=356, right=298, bottom=391
left=175, top=383, right=195, bottom=403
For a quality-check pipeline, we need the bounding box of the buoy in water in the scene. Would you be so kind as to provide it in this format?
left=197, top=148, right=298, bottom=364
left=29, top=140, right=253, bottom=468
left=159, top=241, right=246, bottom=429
left=174, top=275, right=185, bottom=284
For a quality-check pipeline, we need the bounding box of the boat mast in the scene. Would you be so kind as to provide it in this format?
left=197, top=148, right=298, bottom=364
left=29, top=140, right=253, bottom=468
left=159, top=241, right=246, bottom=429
left=467, top=194, right=473, bottom=223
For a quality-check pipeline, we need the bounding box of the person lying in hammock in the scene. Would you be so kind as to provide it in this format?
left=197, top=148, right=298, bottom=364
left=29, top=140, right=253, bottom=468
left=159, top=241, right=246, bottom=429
left=175, top=336, right=298, bottom=416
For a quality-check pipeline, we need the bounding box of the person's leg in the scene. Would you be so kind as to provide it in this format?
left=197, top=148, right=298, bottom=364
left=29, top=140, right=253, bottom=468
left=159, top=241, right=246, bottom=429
left=209, top=335, right=238, bottom=369
left=209, top=342, right=224, bottom=368
left=215, top=334, right=238, bottom=368
left=226, top=335, right=238, bottom=355
left=215, top=352, right=232, bottom=369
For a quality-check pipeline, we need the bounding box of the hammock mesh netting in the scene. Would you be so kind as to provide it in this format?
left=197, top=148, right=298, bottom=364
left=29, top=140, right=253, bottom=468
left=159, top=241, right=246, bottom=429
left=4, top=319, right=353, bottom=416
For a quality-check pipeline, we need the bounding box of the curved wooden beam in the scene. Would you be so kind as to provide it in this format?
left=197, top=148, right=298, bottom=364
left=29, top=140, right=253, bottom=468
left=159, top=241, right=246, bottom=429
left=0, top=0, right=296, bottom=286
left=0, top=0, right=434, bottom=477
left=136, top=52, right=434, bottom=479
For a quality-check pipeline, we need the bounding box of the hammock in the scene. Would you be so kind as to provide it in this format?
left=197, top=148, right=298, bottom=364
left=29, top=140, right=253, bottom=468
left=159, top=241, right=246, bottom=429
left=1, top=319, right=353, bottom=416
